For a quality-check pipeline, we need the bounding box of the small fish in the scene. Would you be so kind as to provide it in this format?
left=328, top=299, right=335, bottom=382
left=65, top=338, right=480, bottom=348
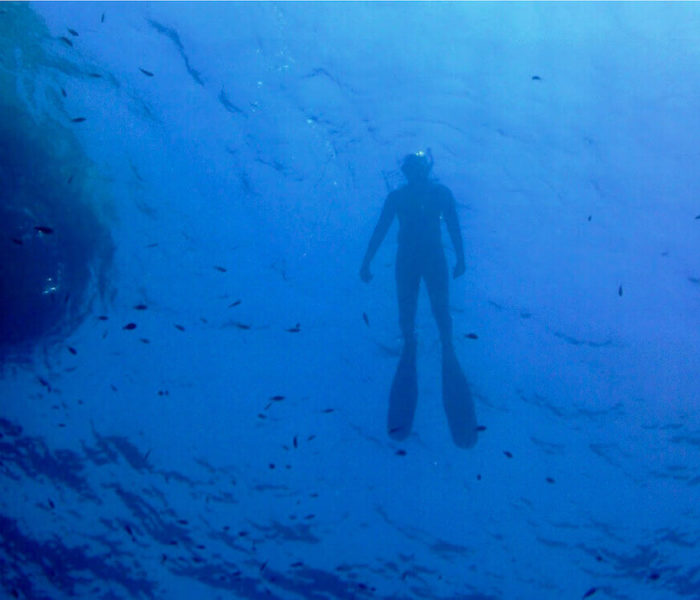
left=146, top=242, right=159, bottom=248
left=133, top=304, right=147, bottom=310
left=321, top=408, right=334, bottom=414
left=174, top=324, right=185, bottom=331
left=269, top=463, right=275, bottom=469
left=362, top=312, right=369, bottom=326
left=303, top=514, right=315, bottom=520
left=34, top=225, right=54, bottom=234
left=587, top=215, right=592, bottom=221
left=139, top=67, right=154, bottom=77
left=260, top=561, right=268, bottom=572
left=37, top=376, right=51, bottom=389
left=67, top=346, right=77, bottom=355
left=465, top=332, right=478, bottom=340
left=101, top=12, right=105, bottom=23
left=61, top=87, right=67, bottom=97
left=307, top=434, right=316, bottom=441
left=110, top=384, right=118, bottom=392
left=71, top=117, right=86, bottom=123
left=648, top=572, right=660, bottom=580
left=140, top=338, right=150, bottom=344
left=122, top=323, right=137, bottom=330
left=270, top=395, right=285, bottom=401
left=618, top=285, right=623, bottom=297
left=88, top=72, right=102, bottom=78
left=177, top=519, right=188, bottom=525
left=395, top=449, right=407, bottom=456
left=228, top=299, right=242, bottom=307
left=546, top=477, right=555, bottom=484
left=503, top=450, right=513, bottom=458
left=234, top=322, right=250, bottom=330
left=475, top=425, right=486, bottom=431
left=291, top=561, right=303, bottom=568
left=59, top=36, right=73, bottom=47
left=531, top=75, right=541, bottom=81
left=214, top=265, right=227, bottom=272
left=695, top=214, right=700, bottom=220
left=48, top=498, right=55, bottom=509
left=293, top=436, right=298, bottom=448
left=11, top=238, right=22, bottom=245
left=97, top=315, right=109, bottom=320
left=286, top=323, right=301, bottom=333
left=67, top=174, right=74, bottom=184
left=67, top=28, right=79, bottom=36
left=476, top=474, right=482, bottom=480
left=124, top=524, right=134, bottom=536
left=582, top=588, right=597, bottom=599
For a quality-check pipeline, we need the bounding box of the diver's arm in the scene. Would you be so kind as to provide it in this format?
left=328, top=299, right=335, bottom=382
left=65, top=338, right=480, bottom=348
left=360, top=194, right=397, bottom=282
left=443, top=189, right=466, bottom=278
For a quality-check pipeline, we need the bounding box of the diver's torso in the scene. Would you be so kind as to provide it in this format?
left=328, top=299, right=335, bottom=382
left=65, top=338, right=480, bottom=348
left=393, top=182, right=448, bottom=254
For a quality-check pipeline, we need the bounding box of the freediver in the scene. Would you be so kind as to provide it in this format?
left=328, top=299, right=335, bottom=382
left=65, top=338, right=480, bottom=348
left=360, top=150, right=477, bottom=447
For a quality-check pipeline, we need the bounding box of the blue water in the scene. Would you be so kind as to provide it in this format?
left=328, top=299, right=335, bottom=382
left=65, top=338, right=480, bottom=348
left=2, top=2, right=699, bottom=599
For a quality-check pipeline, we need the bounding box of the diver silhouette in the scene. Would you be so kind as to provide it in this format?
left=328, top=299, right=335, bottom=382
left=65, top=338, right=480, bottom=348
left=360, top=150, right=478, bottom=448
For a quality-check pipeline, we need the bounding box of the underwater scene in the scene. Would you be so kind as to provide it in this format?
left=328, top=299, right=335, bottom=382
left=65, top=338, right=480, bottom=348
left=1, top=2, right=699, bottom=599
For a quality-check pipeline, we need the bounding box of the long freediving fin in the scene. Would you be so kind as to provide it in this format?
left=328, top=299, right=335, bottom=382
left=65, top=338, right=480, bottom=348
left=442, top=346, right=478, bottom=448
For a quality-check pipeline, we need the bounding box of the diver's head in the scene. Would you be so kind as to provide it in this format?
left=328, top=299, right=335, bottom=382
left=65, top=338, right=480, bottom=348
left=401, top=150, right=433, bottom=183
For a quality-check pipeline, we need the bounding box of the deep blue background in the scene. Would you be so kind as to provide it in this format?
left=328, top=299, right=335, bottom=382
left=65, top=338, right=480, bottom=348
left=2, top=3, right=699, bottom=599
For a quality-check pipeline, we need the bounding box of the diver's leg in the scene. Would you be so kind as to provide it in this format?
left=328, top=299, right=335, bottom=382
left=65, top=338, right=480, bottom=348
left=424, top=251, right=453, bottom=350
left=395, top=249, right=420, bottom=348
left=425, top=252, right=478, bottom=448
left=388, top=249, right=421, bottom=440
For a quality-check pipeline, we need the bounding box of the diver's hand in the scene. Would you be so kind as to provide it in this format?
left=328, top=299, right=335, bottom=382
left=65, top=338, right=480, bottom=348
left=360, top=264, right=373, bottom=283
left=453, top=260, right=466, bottom=279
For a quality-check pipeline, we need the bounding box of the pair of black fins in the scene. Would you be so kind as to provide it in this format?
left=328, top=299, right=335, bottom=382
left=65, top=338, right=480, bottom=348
left=388, top=342, right=478, bottom=448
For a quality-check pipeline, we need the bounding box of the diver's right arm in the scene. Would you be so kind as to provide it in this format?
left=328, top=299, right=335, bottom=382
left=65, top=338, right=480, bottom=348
left=360, top=193, right=397, bottom=282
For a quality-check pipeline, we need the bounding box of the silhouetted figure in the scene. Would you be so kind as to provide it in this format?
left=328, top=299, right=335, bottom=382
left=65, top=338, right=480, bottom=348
left=360, top=151, right=477, bottom=447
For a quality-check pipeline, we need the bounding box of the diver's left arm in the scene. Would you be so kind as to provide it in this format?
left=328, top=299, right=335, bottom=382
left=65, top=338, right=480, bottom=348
left=442, top=188, right=466, bottom=278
